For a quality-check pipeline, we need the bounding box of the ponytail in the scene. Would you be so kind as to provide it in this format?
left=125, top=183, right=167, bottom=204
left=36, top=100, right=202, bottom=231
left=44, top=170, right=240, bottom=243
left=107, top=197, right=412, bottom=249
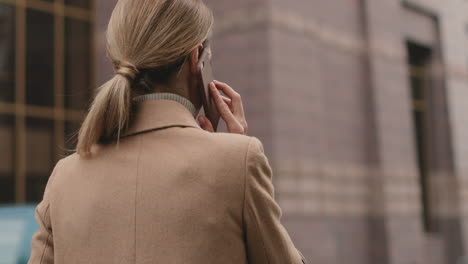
left=76, top=62, right=136, bottom=157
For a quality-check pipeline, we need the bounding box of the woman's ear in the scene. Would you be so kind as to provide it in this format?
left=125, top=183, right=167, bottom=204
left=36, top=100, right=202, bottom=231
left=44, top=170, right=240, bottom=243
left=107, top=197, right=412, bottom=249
left=190, top=44, right=204, bottom=74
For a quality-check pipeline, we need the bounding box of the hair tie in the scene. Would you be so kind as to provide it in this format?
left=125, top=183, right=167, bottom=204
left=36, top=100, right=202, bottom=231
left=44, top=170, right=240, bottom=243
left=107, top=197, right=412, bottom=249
left=116, top=61, right=139, bottom=81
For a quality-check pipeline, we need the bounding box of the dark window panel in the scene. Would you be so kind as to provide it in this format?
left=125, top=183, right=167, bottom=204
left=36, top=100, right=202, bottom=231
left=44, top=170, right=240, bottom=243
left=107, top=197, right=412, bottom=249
left=64, top=121, right=81, bottom=155
left=26, top=9, right=54, bottom=107
left=65, top=0, right=90, bottom=9
left=0, top=115, right=15, bottom=204
left=0, top=4, right=16, bottom=103
left=410, top=75, right=424, bottom=101
left=407, top=41, right=433, bottom=233
left=65, top=18, right=91, bottom=110
left=26, top=118, right=54, bottom=203
left=407, top=42, right=432, bottom=66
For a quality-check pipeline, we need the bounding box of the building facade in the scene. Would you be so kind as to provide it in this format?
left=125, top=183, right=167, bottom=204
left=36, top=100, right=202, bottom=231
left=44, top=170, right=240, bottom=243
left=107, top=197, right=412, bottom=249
left=2, top=0, right=468, bottom=263
left=191, top=1, right=468, bottom=263
left=0, top=0, right=93, bottom=203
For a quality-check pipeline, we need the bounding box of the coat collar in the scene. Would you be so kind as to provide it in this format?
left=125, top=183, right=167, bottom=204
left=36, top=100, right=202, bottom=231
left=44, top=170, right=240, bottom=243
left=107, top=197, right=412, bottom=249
left=121, top=99, right=201, bottom=138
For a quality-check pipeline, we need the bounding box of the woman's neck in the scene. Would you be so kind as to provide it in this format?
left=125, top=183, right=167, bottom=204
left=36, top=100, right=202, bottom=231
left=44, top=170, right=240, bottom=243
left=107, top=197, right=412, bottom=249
left=150, top=76, right=202, bottom=111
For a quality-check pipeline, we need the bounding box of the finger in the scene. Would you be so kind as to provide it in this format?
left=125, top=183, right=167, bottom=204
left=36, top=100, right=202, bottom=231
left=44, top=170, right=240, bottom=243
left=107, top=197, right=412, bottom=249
left=210, top=82, right=241, bottom=127
left=214, top=81, right=248, bottom=133
left=221, top=95, right=232, bottom=105
left=213, top=80, right=245, bottom=116
left=221, top=95, right=247, bottom=134
left=213, top=80, right=239, bottom=99
left=198, top=115, right=214, bottom=133
left=221, top=96, right=233, bottom=110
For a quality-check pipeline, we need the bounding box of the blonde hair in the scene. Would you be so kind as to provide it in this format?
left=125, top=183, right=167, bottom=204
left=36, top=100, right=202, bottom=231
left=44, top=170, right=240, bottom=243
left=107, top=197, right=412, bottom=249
left=76, top=0, right=213, bottom=157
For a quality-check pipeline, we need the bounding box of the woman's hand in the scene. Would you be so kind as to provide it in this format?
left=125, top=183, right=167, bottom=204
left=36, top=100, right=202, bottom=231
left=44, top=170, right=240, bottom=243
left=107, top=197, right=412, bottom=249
left=198, top=80, right=248, bottom=135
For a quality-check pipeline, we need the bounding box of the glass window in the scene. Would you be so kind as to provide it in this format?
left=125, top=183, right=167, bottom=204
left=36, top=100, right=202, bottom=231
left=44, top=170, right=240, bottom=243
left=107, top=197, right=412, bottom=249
left=0, top=4, right=16, bottom=103
left=65, top=0, right=90, bottom=9
left=0, top=115, right=15, bottom=204
left=26, top=118, right=54, bottom=202
left=407, top=41, right=433, bottom=233
left=65, top=18, right=91, bottom=110
left=26, top=9, right=54, bottom=107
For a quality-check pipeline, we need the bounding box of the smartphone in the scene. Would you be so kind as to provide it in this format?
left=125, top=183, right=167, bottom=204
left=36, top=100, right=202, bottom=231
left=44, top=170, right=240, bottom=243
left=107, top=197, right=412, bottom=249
left=197, top=47, right=220, bottom=131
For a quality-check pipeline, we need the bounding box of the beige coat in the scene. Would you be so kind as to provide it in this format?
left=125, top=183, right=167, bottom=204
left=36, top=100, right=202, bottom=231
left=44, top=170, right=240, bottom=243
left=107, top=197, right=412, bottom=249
left=28, top=99, right=307, bottom=264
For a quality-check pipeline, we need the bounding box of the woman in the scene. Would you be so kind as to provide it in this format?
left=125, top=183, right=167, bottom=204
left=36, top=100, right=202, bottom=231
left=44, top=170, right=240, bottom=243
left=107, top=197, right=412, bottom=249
left=28, top=0, right=307, bottom=263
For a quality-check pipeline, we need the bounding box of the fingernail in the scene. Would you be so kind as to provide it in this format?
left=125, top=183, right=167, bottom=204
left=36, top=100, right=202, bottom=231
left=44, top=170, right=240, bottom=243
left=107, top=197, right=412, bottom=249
left=198, top=116, right=205, bottom=124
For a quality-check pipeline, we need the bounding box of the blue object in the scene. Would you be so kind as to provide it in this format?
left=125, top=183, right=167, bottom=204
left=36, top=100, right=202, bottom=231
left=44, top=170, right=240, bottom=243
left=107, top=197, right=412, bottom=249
left=0, top=205, right=38, bottom=264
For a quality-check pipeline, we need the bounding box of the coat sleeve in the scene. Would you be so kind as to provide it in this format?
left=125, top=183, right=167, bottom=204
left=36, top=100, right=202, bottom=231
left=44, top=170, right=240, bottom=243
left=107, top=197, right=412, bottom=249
left=28, top=160, right=62, bottom=264
left=243, top=137, right=307, bottom=264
